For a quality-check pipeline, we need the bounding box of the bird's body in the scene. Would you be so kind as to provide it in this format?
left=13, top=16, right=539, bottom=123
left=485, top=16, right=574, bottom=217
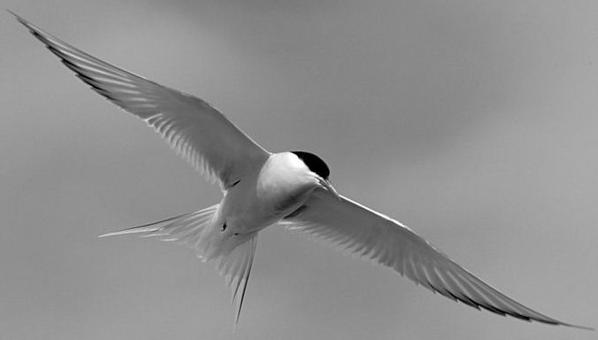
left=12, top=11, right=591, bottom=330
left=223, top=152, right=321, bottom=235
left=204, top=152, right=323, bottom=254
left=197, top=152, right=322, bottom=262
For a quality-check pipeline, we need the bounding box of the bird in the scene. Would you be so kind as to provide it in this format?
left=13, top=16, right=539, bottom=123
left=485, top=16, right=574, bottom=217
left=12, top=11, right=592, bottom=330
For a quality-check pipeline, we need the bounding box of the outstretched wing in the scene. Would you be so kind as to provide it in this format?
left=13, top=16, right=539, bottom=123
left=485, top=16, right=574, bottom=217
left=282, top=188, right=591, bottom=329
left=13, top=13, right=270, bottom=188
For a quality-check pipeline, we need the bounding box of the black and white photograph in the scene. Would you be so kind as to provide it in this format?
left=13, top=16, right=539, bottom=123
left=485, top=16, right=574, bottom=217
left=2, top=1, right=596, bottom=339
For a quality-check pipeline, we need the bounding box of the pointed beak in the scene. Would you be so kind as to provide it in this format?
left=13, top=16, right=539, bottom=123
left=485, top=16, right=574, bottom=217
left=318, top=177, right=341, bottom=199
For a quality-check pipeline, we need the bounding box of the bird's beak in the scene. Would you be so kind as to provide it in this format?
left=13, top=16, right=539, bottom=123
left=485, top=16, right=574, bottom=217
left=318, top=178, right=341, bottom=199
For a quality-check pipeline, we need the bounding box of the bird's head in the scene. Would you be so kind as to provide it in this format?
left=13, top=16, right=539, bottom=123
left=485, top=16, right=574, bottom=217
left=291, top=151, right=339, bottom=198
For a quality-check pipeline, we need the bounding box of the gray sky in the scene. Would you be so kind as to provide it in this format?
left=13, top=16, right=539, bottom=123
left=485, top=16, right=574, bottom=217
left=1, top=1, right=597, bottom=339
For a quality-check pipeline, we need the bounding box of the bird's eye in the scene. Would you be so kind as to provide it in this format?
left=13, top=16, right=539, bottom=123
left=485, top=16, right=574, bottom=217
left=291, top=151, right=330, bottom=180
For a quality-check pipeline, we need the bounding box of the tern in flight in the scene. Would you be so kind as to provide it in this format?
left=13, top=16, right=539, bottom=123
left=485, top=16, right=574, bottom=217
left=13, top=12, right=592, bottom=329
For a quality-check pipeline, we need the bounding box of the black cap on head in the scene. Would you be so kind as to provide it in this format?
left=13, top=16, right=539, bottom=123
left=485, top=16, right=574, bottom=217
left=291, top=151, right=330, bottom=180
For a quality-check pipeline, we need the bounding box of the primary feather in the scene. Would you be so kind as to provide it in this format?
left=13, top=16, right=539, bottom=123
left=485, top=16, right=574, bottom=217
left=12, top=12, right=269, bottom=189
left=282, top=189, right=592, bottom=330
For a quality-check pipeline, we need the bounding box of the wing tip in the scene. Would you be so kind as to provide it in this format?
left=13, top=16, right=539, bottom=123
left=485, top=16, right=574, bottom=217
left=9, top=10, right=36, bottom=31
left=7, top=9, right=22, bottom=21
left=559, top=322, right=594, bottom=331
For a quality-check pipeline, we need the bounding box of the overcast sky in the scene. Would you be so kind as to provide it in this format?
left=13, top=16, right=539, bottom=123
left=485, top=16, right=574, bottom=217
left=1, top=1, right=597, bottom=339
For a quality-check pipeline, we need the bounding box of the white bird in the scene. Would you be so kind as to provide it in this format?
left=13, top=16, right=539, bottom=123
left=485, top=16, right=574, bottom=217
left=13, top=12, right=592, bottom=330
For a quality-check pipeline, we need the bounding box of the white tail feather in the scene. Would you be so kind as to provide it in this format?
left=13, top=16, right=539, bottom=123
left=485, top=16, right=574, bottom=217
left=98, top=205, right=219, bottom=253
left=216, top=234, right=258, bottom=325
left=99, top=204, right=259, bottom=324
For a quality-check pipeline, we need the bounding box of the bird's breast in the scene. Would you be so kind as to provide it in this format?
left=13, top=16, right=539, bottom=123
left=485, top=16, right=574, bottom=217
left=255, top=156, right=316, bottom=213
left=220, top=154, right=318, bottom=234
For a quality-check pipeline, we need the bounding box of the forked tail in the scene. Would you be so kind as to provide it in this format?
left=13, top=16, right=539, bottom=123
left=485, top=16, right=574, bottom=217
left=99, top=205, right=220, bottom=253
left=99, top=204, right=259, bottom=325
left=218, top=233, right=258, bottom=326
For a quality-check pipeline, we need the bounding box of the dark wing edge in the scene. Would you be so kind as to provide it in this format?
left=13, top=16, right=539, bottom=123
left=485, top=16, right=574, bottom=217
left=11, top=11, right=269, bottom=188
left=282, top=189, right=593, bottom=330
